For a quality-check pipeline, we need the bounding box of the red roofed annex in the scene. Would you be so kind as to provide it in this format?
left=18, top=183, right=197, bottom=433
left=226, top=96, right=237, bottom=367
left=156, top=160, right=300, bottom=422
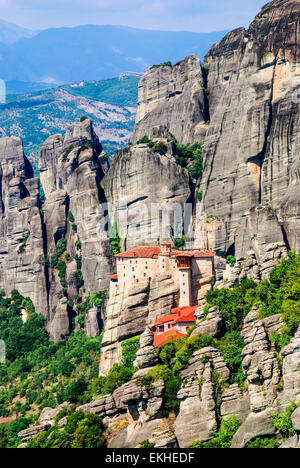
left=153, top=305, right=199, bottom=347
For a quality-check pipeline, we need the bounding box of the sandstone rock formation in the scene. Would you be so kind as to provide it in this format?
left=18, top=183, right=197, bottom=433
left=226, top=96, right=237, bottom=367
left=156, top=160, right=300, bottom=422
left=0, top=137, right=48, bottom=316
left=100, top=274, right=178, bottom=375
left=39, top=118, right=112, bottom=295
left=102, top=140, right=193, bottom=250
left=76, top=379, right=177, bottom=448
left=175, top=346, right=230, bottom=447
left=19, top=313, right=300, bottom=449
left=191, top=306, right=224, bottom=338
left=133, top=327, right=159, bottom=376
left=10, top=0, right=300, bottom=450
left=199, top=0, right=300, bottom=272
left=38, top=119, right=112, bottom=340
left=132, top=54, right=208, bottom=144
left=0, top=119, right=113, bottom=342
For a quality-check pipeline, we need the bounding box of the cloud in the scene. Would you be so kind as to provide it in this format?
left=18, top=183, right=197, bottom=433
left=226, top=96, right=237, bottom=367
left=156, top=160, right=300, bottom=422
left=0, top=0, right=266, bottom=32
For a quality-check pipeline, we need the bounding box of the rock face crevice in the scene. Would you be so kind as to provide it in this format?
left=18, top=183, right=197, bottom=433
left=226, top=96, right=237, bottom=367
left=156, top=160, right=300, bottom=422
left=102, top=141, right=193, bottom=251
left=0, top=120, right=114, bottom=342
left=200, top=0, right=300, bottom=267
left=38, top=119, right=113, bottom=340
left=0, top=136, right=48, bottom=316
left=132, top=54, right=208, bottom=144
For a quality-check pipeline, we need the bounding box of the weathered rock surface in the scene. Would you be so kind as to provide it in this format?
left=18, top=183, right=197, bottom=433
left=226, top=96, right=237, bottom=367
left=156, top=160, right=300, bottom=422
left=102, top=141, right=193, bottom=250
left=199, top=0, right=300, bottom=263
left=132, top=54, right=208, bottom=144
left=291, top=406, right=300, bottom=433
left=0, top=137, right=48, bottom=316
left=231, top=410, right=276, bottom=449
left=191, top=306, right=224, bottom=338
left=175, top=346, right=230, bottom=447
left=133, top=327, right=159, bottom=373
left=38, top=402, right=71, bottom=425
left=18, top=423, right=52, bottom=443
left=100, top=274, right=178, bottom=375
left=77, top=378, right=177, bottom=448
left=38, top=119, right=113, bottom=340
left=84, top=306, right=102, bottom=338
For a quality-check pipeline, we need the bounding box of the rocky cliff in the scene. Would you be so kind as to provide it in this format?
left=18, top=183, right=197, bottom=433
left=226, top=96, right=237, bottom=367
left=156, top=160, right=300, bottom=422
left=0, top=119, right=113, bottom=342
left=200, top=0, right=300, bottom=276
left=100, top=274, right=179, bottom=375
left=0, top=0, right=298, bottom=351
left=6, top=0, right=300, bottom=450
left=0, top=137, right=47, bottom=315
left=18, top=311, right=300, bottom=448
left=102, top=139, right=193, bottom=251
left=39, top=118, right=112, bottom=341
left=132, top=54, right=208, bottom=144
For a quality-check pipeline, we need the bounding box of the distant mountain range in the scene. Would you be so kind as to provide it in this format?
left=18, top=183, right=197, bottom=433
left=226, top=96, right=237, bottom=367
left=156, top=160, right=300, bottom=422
left=0, top=23, right=227, bottom=86
left=0, top=76, right=140, bottom=173
left=0, top=18, right=37, bottom=44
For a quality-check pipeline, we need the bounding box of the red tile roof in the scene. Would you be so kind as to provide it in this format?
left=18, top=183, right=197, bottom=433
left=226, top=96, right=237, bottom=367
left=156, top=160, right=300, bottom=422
left=171, top=305, right=199, bottom=322
left=156, top=314, right=178, bottom=326
left=155, top=305, right=198, bottom=326
left=115, top=245, right=216, bottom=259
left=115, top=246, right=161, bottom=259
left=175, top=252, right=194, bottom=257
left=153, top=330, right=185, bottom=348
left=193, top=249, right=216, bottom=258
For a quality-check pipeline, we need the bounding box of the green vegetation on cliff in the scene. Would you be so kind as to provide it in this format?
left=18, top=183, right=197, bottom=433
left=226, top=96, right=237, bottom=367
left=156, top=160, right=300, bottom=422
left=191, top=415, right=242, bottom=449
left=0, top=290, right=105, bottom=448
left=0, top=252, right=299, bottom=448
left=207, top=251, right=300, bottom=348
left=26, top=409, right=105, bottom=449
left=136, top=252, right=300, bottom=422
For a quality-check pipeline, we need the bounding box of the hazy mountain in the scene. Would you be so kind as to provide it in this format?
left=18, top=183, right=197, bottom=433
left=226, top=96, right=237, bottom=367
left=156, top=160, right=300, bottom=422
left=0, top=18, right=36, bottom=44
left=0, top=76, right=139, bottom=172
left=6, top=80, right=57, bottom=94
left=0, top=25, right=227, bottom=84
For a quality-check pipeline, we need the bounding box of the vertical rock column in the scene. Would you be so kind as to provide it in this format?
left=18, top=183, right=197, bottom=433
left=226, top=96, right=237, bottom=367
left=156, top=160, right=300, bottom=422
left=39, top=119, right=113, bottom=341
left=0, top=136, right=48, bottom=315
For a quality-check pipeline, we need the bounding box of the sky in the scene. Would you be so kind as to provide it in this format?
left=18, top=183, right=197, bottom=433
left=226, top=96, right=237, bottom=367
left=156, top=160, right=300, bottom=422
left=0, top=0, right=267, bottom=32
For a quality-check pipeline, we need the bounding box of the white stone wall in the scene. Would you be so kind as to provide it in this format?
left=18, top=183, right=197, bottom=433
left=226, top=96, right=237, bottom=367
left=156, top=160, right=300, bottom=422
left=116, top=254, right=214, bottom=303
left=178, top=268, right=192, bottom=307
left=117, top=257, right=159, bottom=289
